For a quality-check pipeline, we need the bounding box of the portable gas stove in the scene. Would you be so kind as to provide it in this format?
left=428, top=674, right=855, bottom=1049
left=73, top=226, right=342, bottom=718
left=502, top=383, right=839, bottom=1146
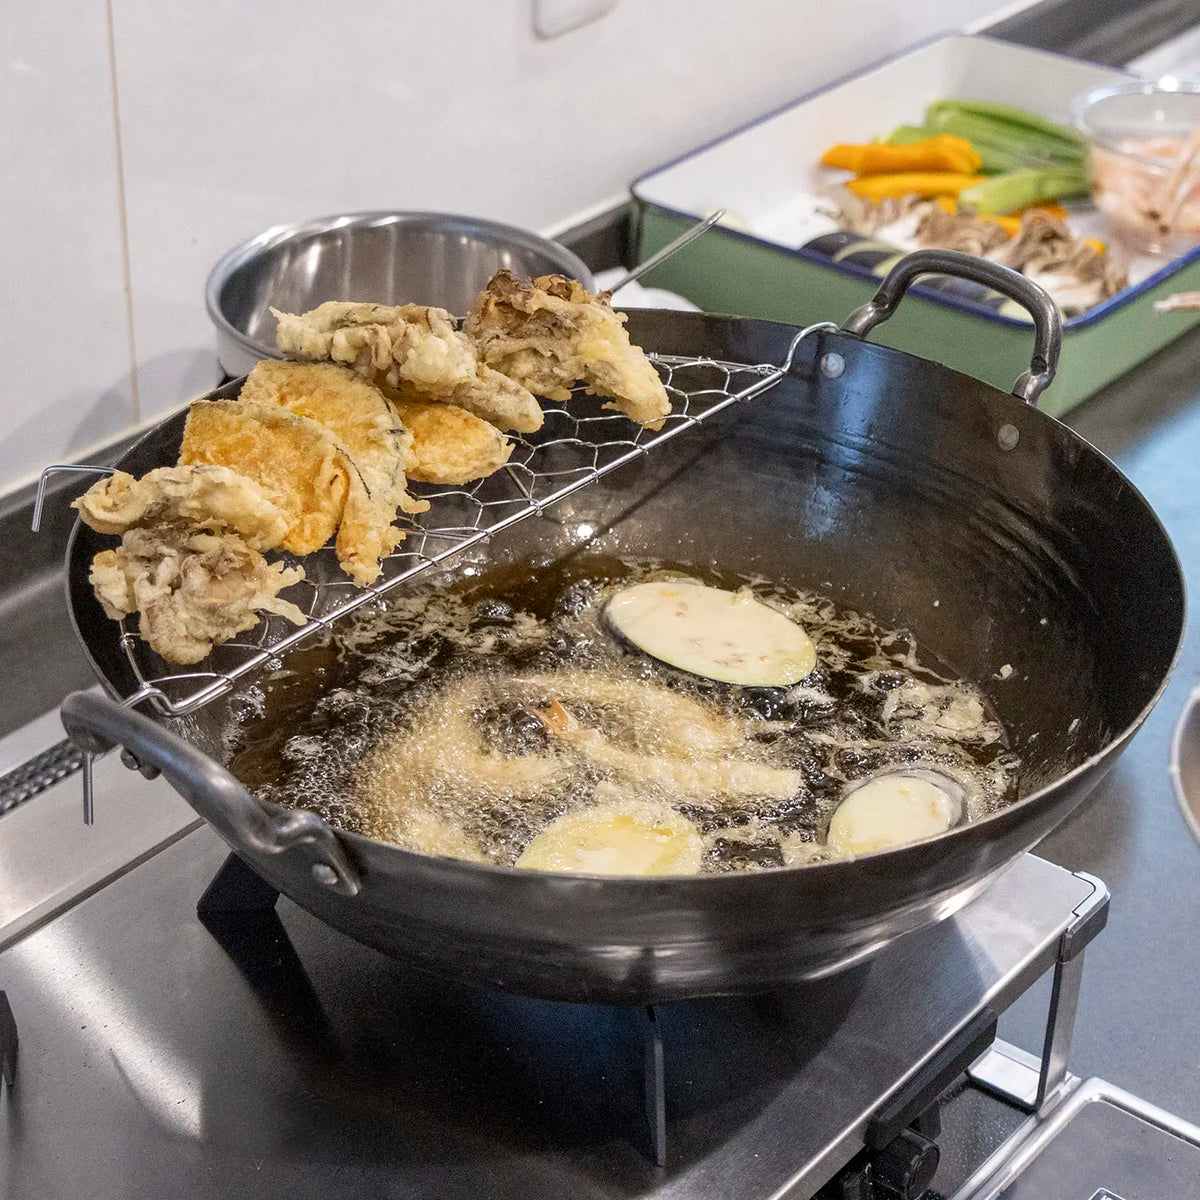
left=3, top=812, right=1198, bottom=1200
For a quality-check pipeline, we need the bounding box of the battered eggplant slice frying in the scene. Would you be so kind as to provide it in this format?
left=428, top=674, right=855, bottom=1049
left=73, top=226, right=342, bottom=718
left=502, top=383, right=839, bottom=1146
left=90, top=525, right=305, bottom=665
left=237, top=360, right=428, bottom=584
left=73, top=464, right=290, bottom=550
left=465, top=270, right=672, bottom=429
left=389, top=398, right=513, bottom=486
left=272, top=300, right=545, bottom=434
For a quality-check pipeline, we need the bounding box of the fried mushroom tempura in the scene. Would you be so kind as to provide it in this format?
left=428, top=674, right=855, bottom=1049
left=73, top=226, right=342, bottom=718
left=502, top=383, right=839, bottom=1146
left=272, top=300, right=544, bottom=433
left=90, top=525, right=305, bottom=665
left=238, top=360, right=428, bottom=585
left=389, top=398, right=513, bottom=485
left=466, top=270, right=672, bottom=428
left=359, top=669, right=803, bottom=860
left=73, top=464, right=289, bottom=550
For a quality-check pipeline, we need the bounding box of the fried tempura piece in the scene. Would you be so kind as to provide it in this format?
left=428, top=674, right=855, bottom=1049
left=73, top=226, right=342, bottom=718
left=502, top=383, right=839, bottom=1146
left=272, top=301, right=544, bottom=433
left=238, top=360, right=428, bottom=585
left=466, top=270, right=672, bottom=428
left=179, top=400, right=352, bottom=558
left=429, top=365, right=544, bottom=436
left=389, top=398, right=513, bottom=485
left=90, top=525, right=305, bottom=665
left=73, top=465, right=289, bottom=551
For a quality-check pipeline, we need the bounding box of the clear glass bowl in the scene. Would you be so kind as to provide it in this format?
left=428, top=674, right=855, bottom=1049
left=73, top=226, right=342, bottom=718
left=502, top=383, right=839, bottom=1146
left=1073, top=81, right=1200, bottom=254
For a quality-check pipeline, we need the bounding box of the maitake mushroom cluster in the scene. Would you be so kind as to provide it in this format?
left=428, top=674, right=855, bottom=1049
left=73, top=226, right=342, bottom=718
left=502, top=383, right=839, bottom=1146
left=837, top=194, right=1128, bottom=315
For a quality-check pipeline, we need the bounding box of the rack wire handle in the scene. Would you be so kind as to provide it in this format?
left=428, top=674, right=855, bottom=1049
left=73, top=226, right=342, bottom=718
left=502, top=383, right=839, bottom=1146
left=32, top=464, right=115, bottom=532
left=609, top=209, right=726, bottom=294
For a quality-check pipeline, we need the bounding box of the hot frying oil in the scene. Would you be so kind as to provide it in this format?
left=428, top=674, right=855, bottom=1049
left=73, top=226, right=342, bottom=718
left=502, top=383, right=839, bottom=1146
left=227, top=556, right=1019, bottom=871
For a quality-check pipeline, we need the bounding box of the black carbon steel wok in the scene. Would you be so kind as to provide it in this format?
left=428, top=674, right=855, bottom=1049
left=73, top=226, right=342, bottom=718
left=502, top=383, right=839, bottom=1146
left=60, top=251, right=1185, bottom=1003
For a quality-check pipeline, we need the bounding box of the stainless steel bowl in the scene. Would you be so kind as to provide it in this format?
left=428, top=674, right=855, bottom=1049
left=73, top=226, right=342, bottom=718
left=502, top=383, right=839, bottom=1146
left=206, top=211, right=594, bottom=377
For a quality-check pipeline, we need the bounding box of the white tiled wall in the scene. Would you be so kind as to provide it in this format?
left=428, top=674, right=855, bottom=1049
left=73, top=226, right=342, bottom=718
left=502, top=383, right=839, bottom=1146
left=2, top=0, right=1012, bottom=498
left=2, top=3, right=133, bottom=498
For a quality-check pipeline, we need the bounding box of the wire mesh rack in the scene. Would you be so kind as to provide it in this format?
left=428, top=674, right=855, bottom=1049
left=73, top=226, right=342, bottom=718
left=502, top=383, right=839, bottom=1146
left=42, top=326, right=831, bottom=717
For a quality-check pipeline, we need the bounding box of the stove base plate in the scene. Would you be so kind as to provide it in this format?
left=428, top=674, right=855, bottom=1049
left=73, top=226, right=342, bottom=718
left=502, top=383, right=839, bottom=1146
left=953, top=1078, right=1200, bottom=1200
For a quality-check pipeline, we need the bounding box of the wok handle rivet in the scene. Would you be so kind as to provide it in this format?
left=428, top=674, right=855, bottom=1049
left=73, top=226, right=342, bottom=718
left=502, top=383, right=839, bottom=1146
left=311, top=863, right=339, bottom=887
left=998, top=424, right=1020, bottom=452
left=820, top=352, right=845, bottom=380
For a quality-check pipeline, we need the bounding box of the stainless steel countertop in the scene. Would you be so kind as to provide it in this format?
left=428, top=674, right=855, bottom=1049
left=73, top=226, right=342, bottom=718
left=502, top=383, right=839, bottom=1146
left=0, top=701, right=197, bottom=949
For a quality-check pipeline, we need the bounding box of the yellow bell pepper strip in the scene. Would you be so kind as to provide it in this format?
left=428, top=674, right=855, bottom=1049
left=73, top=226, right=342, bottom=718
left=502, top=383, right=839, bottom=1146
left=821, top=135, right=982, bottom=175
left=846, top=172, right=985, bottom=201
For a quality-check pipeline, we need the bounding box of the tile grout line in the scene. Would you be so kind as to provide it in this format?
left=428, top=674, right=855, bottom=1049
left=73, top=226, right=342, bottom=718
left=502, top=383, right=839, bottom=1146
left=105, top=0, right=140, bottom=423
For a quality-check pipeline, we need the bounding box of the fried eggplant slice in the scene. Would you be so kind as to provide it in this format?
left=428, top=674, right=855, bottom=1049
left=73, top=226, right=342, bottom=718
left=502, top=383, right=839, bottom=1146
left=271, top=300, right=544, bottom=433
left=179, top=399, right=351, bottom=558
left=389, top=398, right=513, bottom=486
left=465, top=270, right=672, bottom=428
left=239, top=359, right=428, bottom=585
left=90, top=525, right=305, bottom=665
left=73, top=464, right=289, bottom=551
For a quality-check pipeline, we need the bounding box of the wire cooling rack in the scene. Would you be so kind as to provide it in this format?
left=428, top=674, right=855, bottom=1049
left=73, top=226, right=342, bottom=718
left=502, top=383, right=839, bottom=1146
left=43, top=327, right=831, bottom=717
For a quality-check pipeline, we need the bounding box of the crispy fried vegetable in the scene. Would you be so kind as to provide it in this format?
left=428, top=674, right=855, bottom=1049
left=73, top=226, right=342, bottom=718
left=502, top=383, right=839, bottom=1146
left=180, top=400, right=352, bottom=557
left=821, top=134, right=981, bottom=175
left=73, top=465, right=289, bottom=550
left=90, top=525, right=305, bottom=664
left=390, top=398, right=513, bottom=485
left=273, top=300, right=545, bottom=433
left=238, top=360, right=427, bottom=585
left=466, top=271, right=672, bottom=428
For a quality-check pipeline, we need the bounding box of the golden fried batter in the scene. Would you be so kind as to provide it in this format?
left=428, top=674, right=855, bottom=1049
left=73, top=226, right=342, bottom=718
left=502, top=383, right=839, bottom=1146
left=390, top=398, right=513, bottom=486
left=272, top=300, right=544, bottom=433
left=179, top=400, right=352, bottom=558
left=239, top=360, right=428, bottom=585
left=466, top=270, right=672, bottom=428
left=90, top=525, right=305, bottom=665
left=437, top=365, right=544, bottom=436
left=73, top=465, right=289, bottom=551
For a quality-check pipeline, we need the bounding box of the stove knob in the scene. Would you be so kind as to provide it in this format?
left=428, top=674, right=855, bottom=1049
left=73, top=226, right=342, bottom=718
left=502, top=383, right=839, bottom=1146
left=871, top=1127, right=940, bottom=1199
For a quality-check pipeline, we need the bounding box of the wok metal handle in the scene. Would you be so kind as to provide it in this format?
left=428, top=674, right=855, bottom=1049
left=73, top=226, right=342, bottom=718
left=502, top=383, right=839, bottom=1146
left=60, top=691, right=361, bottom=896
left=840, top=249, right=1062, bottom=406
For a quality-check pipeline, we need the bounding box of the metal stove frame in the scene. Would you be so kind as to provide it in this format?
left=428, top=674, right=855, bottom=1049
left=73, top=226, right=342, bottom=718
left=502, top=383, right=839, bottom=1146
left=191, top=850, right=1111, bottom=1182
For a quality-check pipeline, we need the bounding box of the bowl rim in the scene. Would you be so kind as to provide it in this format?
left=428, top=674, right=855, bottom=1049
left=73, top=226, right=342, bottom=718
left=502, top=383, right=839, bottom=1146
left=1073, top=79, right=1200, bottom=167
left=205, top=209, right=596, bottom=363
left=1170, top=685, right=1200, bottom=848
